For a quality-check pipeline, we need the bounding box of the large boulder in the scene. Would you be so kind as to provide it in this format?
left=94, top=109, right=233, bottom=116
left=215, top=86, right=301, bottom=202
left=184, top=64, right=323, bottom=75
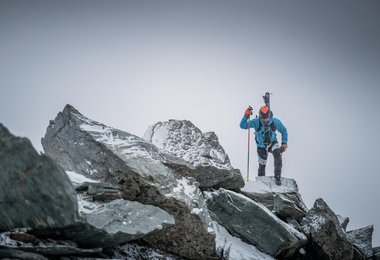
left=301, top=198, right=353, bottom=259
left=41, top=105, right=215, bottom=259
left=347, top=225, right=374, bottom=258
left=241, top=177, right=308, bottom=222
left=29, top=171, right=175, bottom=249
left=143, top=120, right=244, bottom=190
left=58, top=197, right=176, bottom=248
left=205, top=188, right=307, bottom=258
left=273, top=193, right=307, bottom=222
left=0, top=124, right=79, bottom=231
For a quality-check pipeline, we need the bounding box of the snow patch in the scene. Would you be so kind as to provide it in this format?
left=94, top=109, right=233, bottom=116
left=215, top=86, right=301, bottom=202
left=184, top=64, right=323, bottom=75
left=66, top=171, right=99, bottom=184
left=171, top=177, right=197, bottom=198
left=144, top=120, right=233, bottom=170
left=242, top=176, right=298, bottom=194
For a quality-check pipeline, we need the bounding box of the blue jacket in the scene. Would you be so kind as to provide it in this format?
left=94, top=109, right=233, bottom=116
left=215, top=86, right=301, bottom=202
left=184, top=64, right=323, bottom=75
left=240, top=116, right=288, bottom=148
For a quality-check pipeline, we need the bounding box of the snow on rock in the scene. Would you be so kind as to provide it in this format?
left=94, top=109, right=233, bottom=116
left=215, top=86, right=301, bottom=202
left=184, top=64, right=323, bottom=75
left=213, top=221, right=274, bottom=260
left=241, top=177, right=308, bottom=222
left=242, top=176, right=299, bottom=194
left=144, top=120, right=231, bottom=169
left=347, top=225, right=374, bottom=258
left=144, top=120, right=244, bottom=189
left=205, top=188, right=307, bottom=258
left=301, top=198, right=353, bottom=259
left=41, top=104, right=216, bottom=259
left=66, top=170, right=99, bottom=184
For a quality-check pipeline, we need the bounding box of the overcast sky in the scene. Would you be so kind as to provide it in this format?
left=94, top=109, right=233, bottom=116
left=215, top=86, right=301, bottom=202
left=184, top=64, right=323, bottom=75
left=1, top=0, right=380, bottom=246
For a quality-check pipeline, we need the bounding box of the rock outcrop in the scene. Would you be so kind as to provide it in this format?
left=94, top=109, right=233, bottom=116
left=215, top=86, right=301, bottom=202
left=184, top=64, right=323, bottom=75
left=301, top=198, right=353, bottom=259
left=347, top=225, right=374, bottom=258
left=241, top=176, right=308, bottom=222
left=0, top=123, right=79, bottom=231
left=205, top=188, right=307, bottom=258
left=1, top=105, right=377, bottom=260
left=41, top=105, right=215, bottom=259
left=337, top=214, right=350, bottom=231
left=143, top=120, right=244, bottom=190
left=48, top=197, right=176, bottom=248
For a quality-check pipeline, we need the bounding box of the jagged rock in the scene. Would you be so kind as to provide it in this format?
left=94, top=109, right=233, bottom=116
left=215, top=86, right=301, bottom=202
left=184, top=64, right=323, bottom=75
left=63, top=197, right=175, bottom=248
left=143, top=120, right=244, bottom=190
left=213, top=221, right=274, bottom=260
left=373, top=246, right=380, bottom=259
left=33, top=171, right=173, bottom=249
left=41, top=106, right=195, bottom=181
left=205, top=188, right=307, bottom=258
left=69, top=172, right=124, bottom=201
left=301, top=198, right=353, bottom=260
left=347, top=225, right=374, bottom=258
left=41, top=105, right=215, bottom=259
left=337, top=214, right=350, bottom=231
left=352, top=247, right=366, bottom=260
left=0, top=230, right=102, bottom=257
left=273, top=193, right=307, bottom=222
left=0, top=248, right=47, bottom=260
left=0, top=124, right=79, bottom=231
left=241, top=177, right=308, bottom=222
left=86, top=185, right=123, bottom=201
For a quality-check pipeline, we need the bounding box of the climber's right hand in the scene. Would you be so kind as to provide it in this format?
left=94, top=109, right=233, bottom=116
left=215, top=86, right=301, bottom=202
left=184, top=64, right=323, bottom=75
left=244, top=106, right=253, bottom=117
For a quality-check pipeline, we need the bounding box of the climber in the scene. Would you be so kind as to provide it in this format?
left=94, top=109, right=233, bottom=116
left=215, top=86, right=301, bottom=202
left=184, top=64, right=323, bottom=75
left=240, top=105, right=288, bottom=185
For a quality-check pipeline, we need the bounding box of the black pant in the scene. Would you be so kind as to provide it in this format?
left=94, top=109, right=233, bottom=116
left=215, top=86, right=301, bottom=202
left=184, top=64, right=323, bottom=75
left=257, top=142, right=282, bottom=178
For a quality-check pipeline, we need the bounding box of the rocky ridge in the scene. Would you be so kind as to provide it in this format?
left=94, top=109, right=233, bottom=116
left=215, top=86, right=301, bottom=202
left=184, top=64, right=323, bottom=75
left=0, top=105, right=378, bottom=260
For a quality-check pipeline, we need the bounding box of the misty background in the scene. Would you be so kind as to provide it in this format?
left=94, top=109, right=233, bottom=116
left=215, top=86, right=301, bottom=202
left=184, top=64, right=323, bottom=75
left=1, top=0, right=380, bottom=245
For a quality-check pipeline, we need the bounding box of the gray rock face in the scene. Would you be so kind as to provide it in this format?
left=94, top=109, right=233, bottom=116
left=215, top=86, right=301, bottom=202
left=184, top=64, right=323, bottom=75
left=347, top=225, right=374, bottom=258
left=41, top=105, right=215, bottom=259
left=205, top=188, right=307, bottom=258
left=0, top=230, right=102, bottom=258
left=213, top=221, right=274, bottom=260
left=301, top=198, right=353, bottom=260
left=373, top=246, right=380, bottom=260
left=64, top=197, right=175, bottom=248
left=241, top=177, right=308, bottom=222
left=273, top=193, right=307, bottom=222
left=143, top=120, right=244, bottom=190
left=337, top=214, right=350, bottom=231
left=0, top=249, right=47, bottom=260
left=0, top=124, right=78, bottom=231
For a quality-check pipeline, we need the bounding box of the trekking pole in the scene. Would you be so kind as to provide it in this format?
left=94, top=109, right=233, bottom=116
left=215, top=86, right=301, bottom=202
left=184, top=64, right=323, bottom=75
left=246, top=106, right=252, bottom=181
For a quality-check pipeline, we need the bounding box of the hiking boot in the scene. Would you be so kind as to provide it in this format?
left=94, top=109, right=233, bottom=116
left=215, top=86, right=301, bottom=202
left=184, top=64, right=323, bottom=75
left=275, top=175, right=281, bottom=186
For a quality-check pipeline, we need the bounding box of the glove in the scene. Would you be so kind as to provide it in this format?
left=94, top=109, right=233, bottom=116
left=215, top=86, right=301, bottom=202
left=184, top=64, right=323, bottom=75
left=280, top=143, right=288, bottom=153
left=244, top=106, right=253, bottom=117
